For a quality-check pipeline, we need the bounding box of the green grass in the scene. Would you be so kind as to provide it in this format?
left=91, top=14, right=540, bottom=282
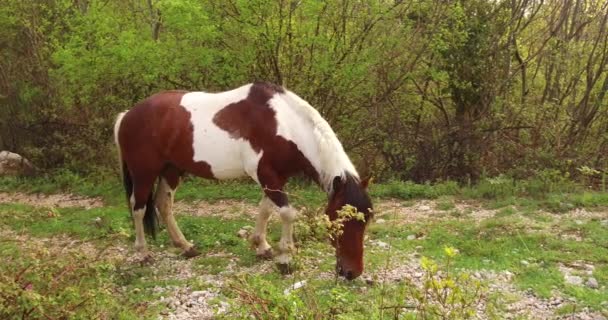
left=1, top=172, right=608, bottom=318
left=368, top=215, right=608, bottom=310
left=3, top=171, right=607, bottom=213
left=0, top=229, right=162, bottom=319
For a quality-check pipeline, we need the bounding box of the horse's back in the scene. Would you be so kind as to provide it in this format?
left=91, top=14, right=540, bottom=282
left=116, top=83, right=320, bottom=183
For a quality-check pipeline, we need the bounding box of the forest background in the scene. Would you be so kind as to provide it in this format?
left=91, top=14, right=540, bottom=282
left=1, top=0, right=607, bottom=185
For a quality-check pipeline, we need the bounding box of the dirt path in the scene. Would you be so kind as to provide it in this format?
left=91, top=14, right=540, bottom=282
left=0, top=192, right=104, bottom=209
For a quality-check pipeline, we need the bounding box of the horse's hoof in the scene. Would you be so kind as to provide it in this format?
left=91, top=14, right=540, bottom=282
left=276, top=262, right=294, bottom=275
left=256, top=248, right=273, bottom=260
left=182, top=246, right=200, bottom=258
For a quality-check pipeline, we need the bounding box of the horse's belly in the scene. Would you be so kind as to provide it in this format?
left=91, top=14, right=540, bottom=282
left=191, top=129, right=261, bottom=181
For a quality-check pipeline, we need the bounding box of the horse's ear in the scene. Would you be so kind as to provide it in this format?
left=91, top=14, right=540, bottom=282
left=332, top=176, right=343, bottom=193
left=361, top=176, right=372, bottom=189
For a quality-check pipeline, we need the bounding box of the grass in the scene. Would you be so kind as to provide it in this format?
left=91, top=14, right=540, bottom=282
left=0, top=172, right=607, bottom=318
left=3, top=171, right=608, bottom=212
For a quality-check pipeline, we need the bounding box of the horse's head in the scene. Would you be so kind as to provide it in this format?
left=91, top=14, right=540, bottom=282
left=326, top=174, right=373, bottom=280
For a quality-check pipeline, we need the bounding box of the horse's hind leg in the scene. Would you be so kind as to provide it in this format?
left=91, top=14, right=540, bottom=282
left=250, top=196, right=276, bottom=259
left=131, top=176, right=156, bottom=253
left=156, top=168, right=199, bottom=258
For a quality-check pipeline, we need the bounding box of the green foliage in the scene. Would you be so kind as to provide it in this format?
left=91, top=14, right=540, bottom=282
left=370, top=180, right=460, bottom=200
left=408, top=247, right=486, bottom=319
left=0, top=237, right=155, bottom=319
left=1, top=0, right=606, bottom=182
left=226, top=247, right=490, bottom=319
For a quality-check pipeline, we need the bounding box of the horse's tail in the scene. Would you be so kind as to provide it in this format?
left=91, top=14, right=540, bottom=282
left=114, top=111, right=157, bottom=238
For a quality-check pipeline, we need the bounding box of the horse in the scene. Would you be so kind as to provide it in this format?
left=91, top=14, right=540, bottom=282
left=113, top=82, right=373, bottom=280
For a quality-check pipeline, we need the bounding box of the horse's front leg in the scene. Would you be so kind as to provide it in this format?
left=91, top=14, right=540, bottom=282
left=250, top=196, right=275, bottom=259
left=276, top=205, right=298, bottom=273
left=257, top=170, right=295, bottom=274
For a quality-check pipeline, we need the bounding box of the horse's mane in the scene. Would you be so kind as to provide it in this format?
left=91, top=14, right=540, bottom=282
left=281, top=90, right=359, bottom=192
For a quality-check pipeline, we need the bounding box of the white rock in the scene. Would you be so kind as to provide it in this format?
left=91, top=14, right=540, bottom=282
left=565, top=275, right=583, bottom=285
left=586, top=277, right=599, bottom=289
left=374, top=241, right=390, bottom=249
left=376, top=219, right=386, bottom=224
left=236, top=229, right=249, bottom=239
left=284, top=280, right=307, bottom=295
left=0, top=151, right=35, bottom=176
left=419, top=205, right=431, bottom=211
left=407, top=234, right=416, bottom=240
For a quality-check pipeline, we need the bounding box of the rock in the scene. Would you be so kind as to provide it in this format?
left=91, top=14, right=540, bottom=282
left=191, top=290, right=207, bottom=297
left=284, top=280, right=307, bottom=295
left=374, top=241, right=390, bottom=249
left=237, top=228, right=249, bottom=238
left=0, top=151, right=35, bottom=176
left=586, top=277, right=599, bottom=289
left=376, top=219, right=386, bottom=224
left=406, top=234, right=416, bottom=240
left=419, top=205, right=431, bottom=211
left=565, top=275, right=583, bottom=286
left=521, top=260, right=530, bottom=266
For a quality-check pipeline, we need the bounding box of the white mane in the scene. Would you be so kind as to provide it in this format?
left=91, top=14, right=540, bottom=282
left=281, top=90, right=359, bottom=192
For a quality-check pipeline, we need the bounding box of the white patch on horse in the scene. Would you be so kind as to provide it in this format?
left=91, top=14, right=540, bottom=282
left=180, top=84, right=262, bottom=181
left=273, top=91, right=359, bottom=191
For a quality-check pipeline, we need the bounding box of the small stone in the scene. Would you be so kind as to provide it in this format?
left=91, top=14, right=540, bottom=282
left=376, top=219, right=386, bottom=224
left=586, top=277, right=599, bottom=289
left=284, top=280, right=307, bottom=295
left=419, top=205, right=431, bottom=211
left=237, top=229, right=249, bottom=238
left=191, top=290, right=206, bottom=297
left=565, top=275, right=584, bottom=286
left=575, top=220, right=583, bottom=225
left=521, top=260, right=530, bottom=266
left=375, top=241, right=390, bottom=249
left=407, top=234, right=416, bottom=240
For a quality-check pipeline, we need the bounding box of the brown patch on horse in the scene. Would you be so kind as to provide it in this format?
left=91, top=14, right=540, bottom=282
left=118, top=90, right=215, bottom=181
left=213, top=82, right=319, bottom=206
left=212, top=98, right=277, bottom=153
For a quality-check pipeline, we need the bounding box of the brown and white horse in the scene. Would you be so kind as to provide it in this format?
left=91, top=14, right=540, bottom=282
left=114, top=82, right=373, bottom=279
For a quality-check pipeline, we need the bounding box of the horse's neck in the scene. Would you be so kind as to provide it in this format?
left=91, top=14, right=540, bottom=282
left=280, top=94, right=358, bottom=192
